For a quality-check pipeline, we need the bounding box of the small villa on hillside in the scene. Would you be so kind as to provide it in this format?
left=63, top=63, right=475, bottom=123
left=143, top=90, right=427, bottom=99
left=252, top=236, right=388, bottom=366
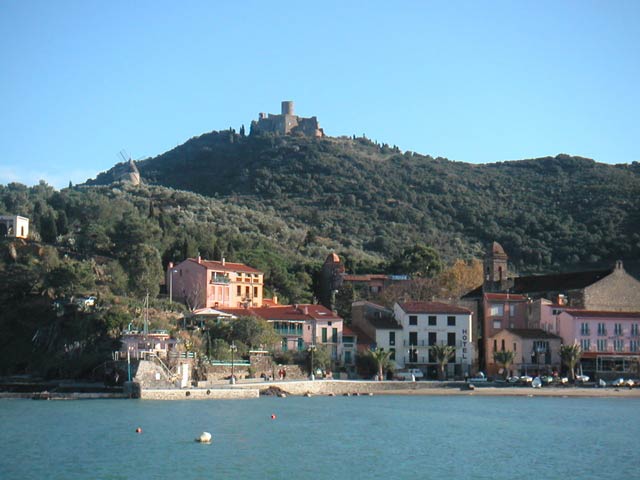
left=167, top=256, right=269, bottom=310
left=0, top=215, right=29, bottom=239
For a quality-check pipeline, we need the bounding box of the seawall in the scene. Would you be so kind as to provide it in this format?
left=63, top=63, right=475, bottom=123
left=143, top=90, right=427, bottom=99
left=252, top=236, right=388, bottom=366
left=139, top=388, right=259, bottom=400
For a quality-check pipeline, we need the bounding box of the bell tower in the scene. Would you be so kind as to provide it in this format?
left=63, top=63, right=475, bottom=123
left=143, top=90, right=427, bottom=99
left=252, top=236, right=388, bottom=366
left=484, top=241, right=508, bottom=291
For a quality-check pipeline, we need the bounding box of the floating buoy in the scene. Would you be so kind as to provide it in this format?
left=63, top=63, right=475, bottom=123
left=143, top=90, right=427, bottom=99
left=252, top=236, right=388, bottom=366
left=135, top=427, right=142, bottom=434
left=271, top=414, right=277, bottom=419
left=195, top=432, right=212, bottom=443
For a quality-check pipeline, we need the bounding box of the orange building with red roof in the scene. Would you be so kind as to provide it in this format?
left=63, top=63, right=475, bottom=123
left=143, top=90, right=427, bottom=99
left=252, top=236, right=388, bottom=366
left=167, top=256, right=266, bottom=309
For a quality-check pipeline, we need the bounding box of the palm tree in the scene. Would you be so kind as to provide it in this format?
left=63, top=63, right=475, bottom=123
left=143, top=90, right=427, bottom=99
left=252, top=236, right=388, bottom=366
left=560, top=342, right=582, bottom=382
left=430, top=344, right=456, bottom=380
left=493, top=350, right=516, bottom=379
left=369, top=348, right=392, bottom=381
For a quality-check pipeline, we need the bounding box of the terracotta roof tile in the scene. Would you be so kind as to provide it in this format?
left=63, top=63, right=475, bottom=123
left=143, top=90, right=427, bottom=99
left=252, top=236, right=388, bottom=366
left=218, top=304, right=342, bottom=322
left=484, top=293, right=527, bottom=301
left=188, top=258, right=262, bottom=274
left=563, top=309, right=640, bottom=319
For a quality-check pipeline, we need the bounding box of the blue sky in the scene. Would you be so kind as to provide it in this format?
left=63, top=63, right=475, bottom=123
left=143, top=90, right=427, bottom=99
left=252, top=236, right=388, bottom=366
left=1, top=0, right=639, bottom=188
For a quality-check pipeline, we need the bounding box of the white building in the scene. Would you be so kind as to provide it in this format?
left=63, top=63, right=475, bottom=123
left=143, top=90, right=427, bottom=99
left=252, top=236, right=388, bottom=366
left=393, top=301, right=474, bottom=378
left=0, top=215, right=29, bottom=239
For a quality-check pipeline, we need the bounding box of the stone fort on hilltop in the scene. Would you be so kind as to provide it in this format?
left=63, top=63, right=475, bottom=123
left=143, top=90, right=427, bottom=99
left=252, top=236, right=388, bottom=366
left=250, top=101, right=324, bottom=137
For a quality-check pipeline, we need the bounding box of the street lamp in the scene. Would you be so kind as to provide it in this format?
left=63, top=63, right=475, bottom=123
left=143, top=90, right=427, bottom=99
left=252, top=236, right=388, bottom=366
left=537, top=345, right=544, bottom=376
left=532, top=344, right=544, bottom=377
left=168, top=269, right=178, bottom=304
left=230, top=342, right=238, bottom=385
left=308, top=344, right=317, bottom=381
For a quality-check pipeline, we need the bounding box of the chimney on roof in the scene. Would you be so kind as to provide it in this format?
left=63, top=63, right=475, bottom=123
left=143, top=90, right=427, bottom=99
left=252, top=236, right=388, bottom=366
left=616, top=260, right=623, bottom=270
left=303, top=306, right=309, bottom=315
left=273, top=295, right=278, bottom=305
left=168, top=262, right=173, bottom=269
left=197, top=255, right=201, bottom=264
left=222, top=257, right=226, bottom=266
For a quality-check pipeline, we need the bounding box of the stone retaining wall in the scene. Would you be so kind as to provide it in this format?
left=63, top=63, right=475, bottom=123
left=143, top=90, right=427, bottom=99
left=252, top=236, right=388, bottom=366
left=139, top=388, right=259, bottom=400
left=236, top=380, right=464, bottom=396
left=136, top=380, right=455, bottom=400
left=133, top=360, right=176, bottom=388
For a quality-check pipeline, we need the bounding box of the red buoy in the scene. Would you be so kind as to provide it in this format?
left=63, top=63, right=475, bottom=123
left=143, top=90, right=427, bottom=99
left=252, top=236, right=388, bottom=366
left=135, top=427, right=142, bottom=433
left=271, top=414, right=276, bottom=420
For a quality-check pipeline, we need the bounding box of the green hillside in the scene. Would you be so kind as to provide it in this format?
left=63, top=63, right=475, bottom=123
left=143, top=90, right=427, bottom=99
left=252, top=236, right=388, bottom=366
left=90, top=130, right=640, bottom=274
left=3, top=130, right=640, bottom=378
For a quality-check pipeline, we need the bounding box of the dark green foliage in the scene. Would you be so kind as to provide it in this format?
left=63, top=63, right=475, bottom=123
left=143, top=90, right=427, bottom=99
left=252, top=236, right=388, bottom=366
left=231, top=315, right=281, bottom=350
left=389, top=244, right=443, bottom=277
left=307, top=344, right=331, bottom=374
left=85, top=133, right=640, bottom=275
left=120, top=244, right=163, bottom=297
left=39, top=211, right=58, bottom=243
left=44, top=260, right=95, bottom=297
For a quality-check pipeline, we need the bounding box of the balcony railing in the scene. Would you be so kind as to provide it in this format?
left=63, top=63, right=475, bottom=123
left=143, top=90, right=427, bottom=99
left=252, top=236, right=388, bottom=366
left=210, top=276, right=230, bottom=284
left=274, top=326, right=303, bottom=336
left=403, top=340, right=429, bottom=347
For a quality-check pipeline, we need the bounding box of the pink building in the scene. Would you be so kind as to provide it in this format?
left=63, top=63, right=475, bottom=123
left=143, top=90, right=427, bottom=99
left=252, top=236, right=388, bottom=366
left=479, top=293, right=529, bottom=371
left=167, top=257, right=265, bottom=309
left=489, top=329, right=562, bottom=377
left=541, top=307, right=640, bottom=379
left=220, top=304, right=344, bottom=361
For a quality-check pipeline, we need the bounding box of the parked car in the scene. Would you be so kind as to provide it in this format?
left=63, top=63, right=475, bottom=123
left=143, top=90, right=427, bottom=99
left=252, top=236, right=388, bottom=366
left=541, top=376, right=555, bottom=385
left=575, top=374, right=590, bottom=383
left=612, top=378, right=635, bottom=388
left=395, top=369, right=424, bottom=381
left=468, top=372, right=488, bottom=383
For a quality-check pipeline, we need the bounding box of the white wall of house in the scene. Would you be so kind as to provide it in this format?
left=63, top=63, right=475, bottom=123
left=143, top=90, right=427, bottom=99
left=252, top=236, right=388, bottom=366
left=0, top=215, right=29, bottom=239
left=374, top=328, right=402, bottom=366
left=393, top=303, right=474, bottom=375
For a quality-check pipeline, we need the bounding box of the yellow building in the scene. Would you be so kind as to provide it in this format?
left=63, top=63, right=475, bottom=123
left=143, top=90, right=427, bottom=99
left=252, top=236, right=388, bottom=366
left=167, top=257, right=264, bottom=309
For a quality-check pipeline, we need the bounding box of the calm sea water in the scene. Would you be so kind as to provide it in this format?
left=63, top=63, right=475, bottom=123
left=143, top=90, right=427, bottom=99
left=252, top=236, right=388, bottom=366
left=1, top=395, right=639, bottom=479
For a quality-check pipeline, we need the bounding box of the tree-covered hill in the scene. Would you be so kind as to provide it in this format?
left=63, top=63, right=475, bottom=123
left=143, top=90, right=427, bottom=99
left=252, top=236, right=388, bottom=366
left=3, top=131, right=639, bottom=378
left=89, top=131, right=640, bottom=275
